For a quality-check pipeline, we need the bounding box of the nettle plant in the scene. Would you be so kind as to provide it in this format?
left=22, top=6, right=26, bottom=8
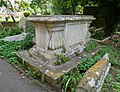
left=112, top=82, right=120, bottom=92
left=115, top=71, right=120, bottom=82
left=78, top=54, right=102, bottom=72
left=54, top=54, right=71, bottom=65
left=98, top=46, right=120, bottom=65
left=85, top=40, right=97, bottom=52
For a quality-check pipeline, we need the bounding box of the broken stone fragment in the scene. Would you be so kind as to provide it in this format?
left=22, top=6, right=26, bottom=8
left=1, top=32, right=27, bottom=42
left=76, top=53, right=111, bottom=92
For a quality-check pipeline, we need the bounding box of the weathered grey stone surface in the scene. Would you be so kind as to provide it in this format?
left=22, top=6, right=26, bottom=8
left=27, top=15, right=95, bottom=59
left=28, top=15, right=95, bottom=21
left=1, top=32, right=27, bottom=42
left=17, top=45, right=101, bottom=89
left=18, top=15, right=95, bottom=88
left=17, top=50, right=80, bottom=80
left=76, top=54, right=111, bottom=92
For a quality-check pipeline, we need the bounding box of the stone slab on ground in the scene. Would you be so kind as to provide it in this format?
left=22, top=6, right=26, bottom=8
left=17, top=43, right=102, bottom=89
left=76, top=54, right=111, bottom=92
left=17, top=50, right=80, bottom=88
left=0, top=58, right=48, bottom=92
left=1, top=32, right=27, bottom=42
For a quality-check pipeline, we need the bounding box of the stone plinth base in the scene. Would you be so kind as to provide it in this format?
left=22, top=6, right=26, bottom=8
left=17, top=42, right=102, bottom=89
left=17, top=50, right=81, bottom=88
left=29, top=43, right=85, bottom=61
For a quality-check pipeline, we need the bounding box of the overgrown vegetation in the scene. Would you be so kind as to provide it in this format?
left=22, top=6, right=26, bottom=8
left=60, top=53, right=102, bottom=92
left=98, top=46, right=120, bottom=65
left=0, top=25, right=34, bottom=64
left=101, top=68, right=120, bottom=92
left=0, top=26, right=46, bottom=82
left=25, top=67, right=45, bottom=82
left=55, top=40, right=98, bottom=65
left=85, top=40, right=98, bottom=52
left=78, top=54, right=101, bottom=72
left=61, top=45, right=120, bottom=92
left=99, top=46, right=120, bottom=92
left=0, top=39, right=44, bottom=82
left=61, top=70, right=83, bottom=92
left=0, top=26, right=21, bottom=39
left=91, top=30, right=106, bottom=40
left=54, top=54, right=71, bottom=65
left=0, top=37, right=34, bottom=63
left=0, top=25, right=120, bottom=92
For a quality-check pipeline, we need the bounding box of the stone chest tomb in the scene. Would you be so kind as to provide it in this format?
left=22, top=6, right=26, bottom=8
left=28, top=15, right=95, bottom=58
left=18, top=15, right=95, bottom=88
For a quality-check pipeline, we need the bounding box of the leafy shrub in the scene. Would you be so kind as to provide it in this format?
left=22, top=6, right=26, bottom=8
left=78, top=54, right=102, bottom=72
left=54, top=54, right=70, bottom=65
left=91, top=30, right=106, bottom=40
left=20, top=33, right=35, bottom=50
left=0, top=40, right=21, bottom=64
left=0, top=21, right=35, bottom=64
left=0, top=39, right=34, bottom=64
left=25, top=20, right=35, bottom=35
left=85, top=41, right=97, bottom=52
left=115, top=31, right=120, bottom=35
left=23, top=11, right=30, bottom=17
left=98, top=46, right=120, bottom=65
left=25, top=67, right=45, bottom=82
left=0, top=26, right=21, bottom=39
left=101, top=74, right=114, bottom=92
left=112, top=82, right=120, bottom=92
left=115, top=70, right=120, bottom=82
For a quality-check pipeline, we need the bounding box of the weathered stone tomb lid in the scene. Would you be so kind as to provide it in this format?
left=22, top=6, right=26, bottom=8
left=27, top=15, right=95, bottom=22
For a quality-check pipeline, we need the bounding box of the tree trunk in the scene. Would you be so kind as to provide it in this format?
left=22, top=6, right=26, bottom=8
left=11, top=15, right=16, bottom=23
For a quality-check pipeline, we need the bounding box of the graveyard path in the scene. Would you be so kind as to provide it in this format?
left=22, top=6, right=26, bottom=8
left=0, top=58, right=47, bottom=92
